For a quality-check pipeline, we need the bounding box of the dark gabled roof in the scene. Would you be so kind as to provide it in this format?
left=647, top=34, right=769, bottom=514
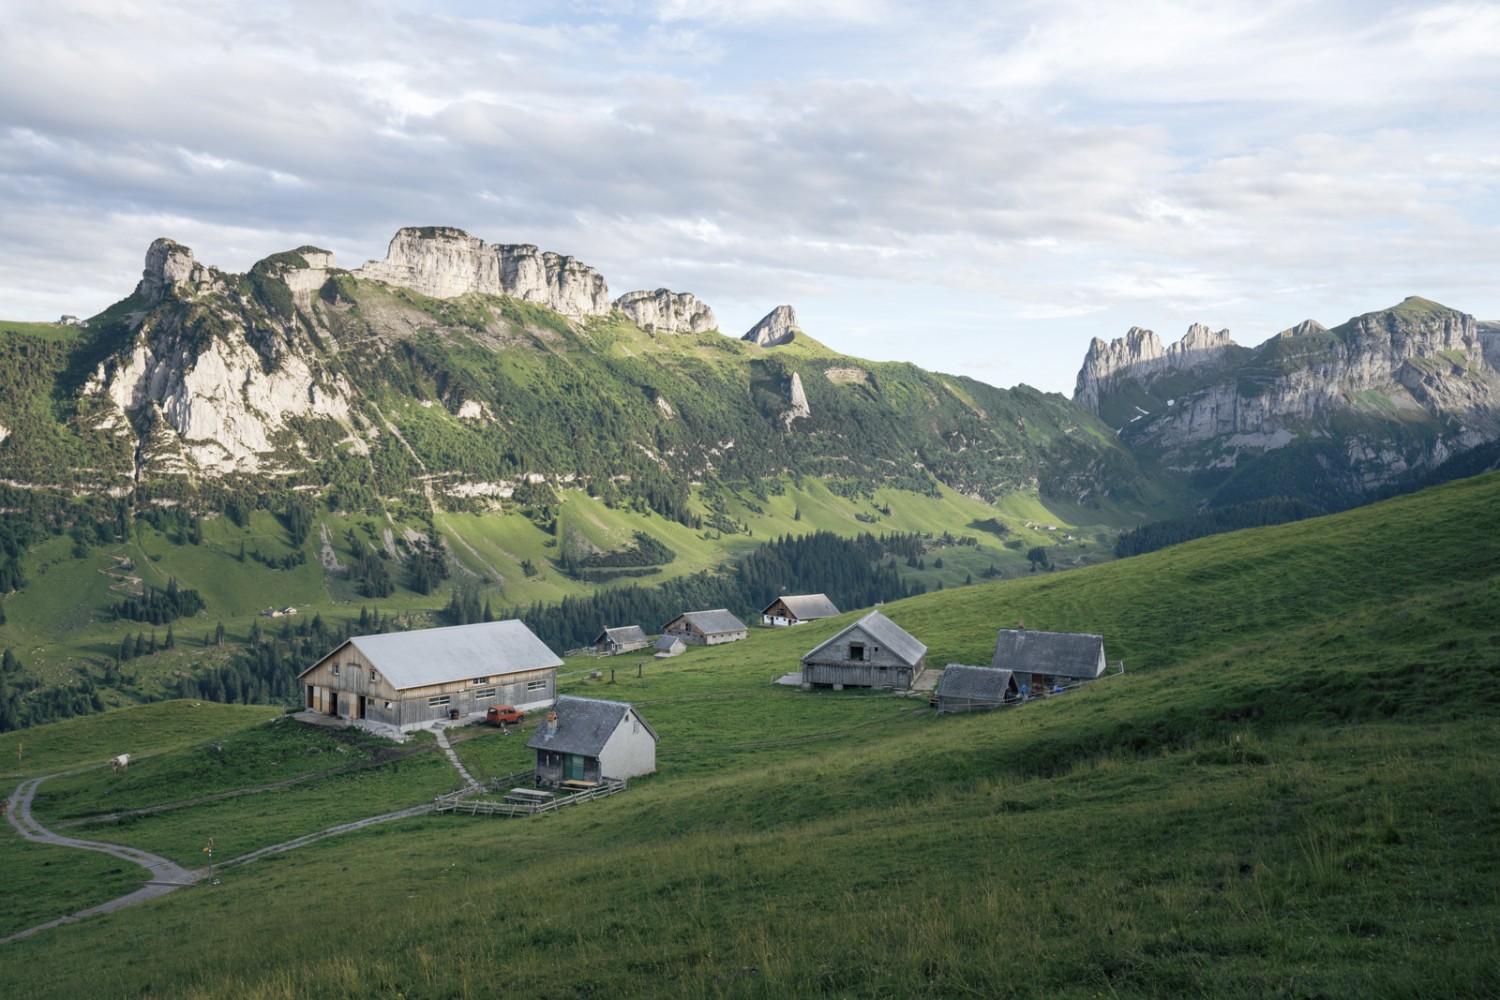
left=936, top=664, right=1015, bottom=702
left=526, top=695, right=658, bottom=756
left=762, top=593, right=841, bottom=619
left=596, top=625, right=649, bottom=646
left=653, top=635, right=684, bottom=651
left=802, top=610, right=927, bottom=667
left=990, top=628, right=1105, bottom=679
left=298, top=619, right=561, bottom=690
left=664, top=609, right=747, bottom=635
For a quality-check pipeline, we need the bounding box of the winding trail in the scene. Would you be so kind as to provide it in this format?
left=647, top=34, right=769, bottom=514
left=2, top=720, right=477, bottom=944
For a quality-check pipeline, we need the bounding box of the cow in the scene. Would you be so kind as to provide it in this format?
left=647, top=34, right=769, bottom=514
left=108, top=753, right=130, bottom=773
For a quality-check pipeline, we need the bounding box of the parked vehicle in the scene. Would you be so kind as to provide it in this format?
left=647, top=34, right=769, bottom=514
left=486, top=705, right=525, bottom=726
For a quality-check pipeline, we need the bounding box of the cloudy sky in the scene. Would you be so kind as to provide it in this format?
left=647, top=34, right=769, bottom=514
left=3, top=1, right=1497, bottom=393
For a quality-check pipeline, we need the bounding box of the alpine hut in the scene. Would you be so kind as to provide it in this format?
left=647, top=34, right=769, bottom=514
left=760, top=593, right=840, bottom=627
left=800, top=609, right=927, bottom=690
left=527, top=695, right=659, bottom=787
left=592, top=625, right=651, bottom=656
left=298, top=620, right=561, bottom=731
left=935, top=664, right=1022, bottom=714
left=990, top=627, right=1107, bottom=697
left=660, top=609, right=748, bottom=646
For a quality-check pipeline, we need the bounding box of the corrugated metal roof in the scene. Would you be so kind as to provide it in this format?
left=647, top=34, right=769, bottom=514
left=763, top=594, right=841, bottom=619
left=301, top=619, right=561, bottom=691
left=665, top=609, right=747, bottom=635
left=937, top=664, right=1015, bottom=702
left=990, top=628, right=1105, bottom=679
left=526, top=695, right=658, bottom=756
left=802, top=610, right=927, bottom=666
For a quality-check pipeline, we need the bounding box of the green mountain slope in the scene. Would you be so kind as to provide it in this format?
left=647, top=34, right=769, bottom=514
left=2, top=471, right=1497, bottom=997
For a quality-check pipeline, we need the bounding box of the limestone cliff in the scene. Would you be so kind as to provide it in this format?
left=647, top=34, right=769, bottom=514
left=613, top=289, right=717, bottom=334
left=356, top=226, right=610, bottom=318
left=782, top=371, right=811, bottom=430
left=743, top=305, right=800, bottom=347
left=90, top=240, right=354, bottom=475
left=1073, top=298, right=1500, bottom=502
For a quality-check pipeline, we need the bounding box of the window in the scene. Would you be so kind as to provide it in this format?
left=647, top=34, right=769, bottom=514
left=849, top=643, right=865, bottom=662
left=428, top=695, right=451, bottom=708
left=476, top=688, right=497, bottom=700
left=369, top=669, right=377, bottom=682
left=331, top=664, right=340, bottom=676
left=472, top=677, right=489, bottom=685
left=527, top=679, right=547, bottom=692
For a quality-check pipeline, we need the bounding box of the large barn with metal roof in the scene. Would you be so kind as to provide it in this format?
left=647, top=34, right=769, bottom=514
left=800, top=609, right=927, bottom=691
left=298, top=619, right=562, bottom=731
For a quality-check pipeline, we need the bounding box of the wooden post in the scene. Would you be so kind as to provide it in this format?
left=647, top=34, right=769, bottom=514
left=610, top=668, right=615, bottom=683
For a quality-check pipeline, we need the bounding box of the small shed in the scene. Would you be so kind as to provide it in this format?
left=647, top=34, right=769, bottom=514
left=661, top=609, right=748, bottom=646
left=761, top=593, right=840, bottom=627
left=592, top=625, right=651, bottom=656
left=991, top=627, right=1107, bottom=696
left=527, top=695, right=658, bottom=787
left=297, top=619, right=561, bottom=731
left=935, top=664, right=1021, bottom=714
left=801, top=609, right=927, bottom=691
left=653, top=635, right=686, bottom=658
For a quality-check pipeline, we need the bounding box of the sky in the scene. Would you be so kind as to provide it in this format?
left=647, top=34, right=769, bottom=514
left=2, top=1, right=1497, bottom=395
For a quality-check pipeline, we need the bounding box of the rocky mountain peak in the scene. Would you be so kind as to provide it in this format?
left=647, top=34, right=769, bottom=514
left=743, top=305, right=800, bottom=347
left=136, top=238, right=213, bottom=302
left=1074, top=323, right=1239, bottom=414
left=1276, top=319, right=1327, bottom=339
left=356, top=226, right=610, bottom=318
left=613, top=289, right=718, bottom=334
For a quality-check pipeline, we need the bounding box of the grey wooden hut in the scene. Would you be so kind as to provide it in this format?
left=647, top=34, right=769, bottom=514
left=652, top=634, right=686, bottom=658
left=527, top=695, right=659, bottom=787
left=935, top=664, right=1021, bottom=714
left=661, top=609, right=748, bottom=646
left=990, top=627, right=1106, bottom=696
left=592, top=625, right=651, bottom=656
left=760, top=593, right=840, bottom=627
left=800, top=609, right=927, bottom=690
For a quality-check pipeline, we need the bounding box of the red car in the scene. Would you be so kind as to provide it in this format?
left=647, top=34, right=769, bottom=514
left=486, top=705, right=525, bottom=726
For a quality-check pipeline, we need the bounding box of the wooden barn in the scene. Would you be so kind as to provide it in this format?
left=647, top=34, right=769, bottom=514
left=592, top=625, right=651, bottom=656
left=801, top=609, right=927, bottom=691
left=990, top=627, right=1107, bottom=696
left=298, top=620, right=561, bottom=731
left=652, top=635, right=686, bottom=658
left=935, top=664, right=1021, bottom=714
left=527, top=695, right=659, bottom=787
left=661, top=609, right=748, bottom=646
left=760, top=593, right=840, bottom=627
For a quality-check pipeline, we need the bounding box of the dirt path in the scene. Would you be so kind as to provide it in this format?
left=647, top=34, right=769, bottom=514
left=2, top=773, right=202, bottom=944
left=1, top=723, right=476, bottom=944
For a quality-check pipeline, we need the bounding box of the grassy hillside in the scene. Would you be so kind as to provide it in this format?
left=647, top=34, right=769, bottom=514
left=2, top=473, right=1498, bottom=996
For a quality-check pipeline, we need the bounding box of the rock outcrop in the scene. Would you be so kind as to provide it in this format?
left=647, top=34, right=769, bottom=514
left=782, top=371, right=811, bottom=429
left=614, top=289, right=717, bottom=334
left=356, top=226, right=610, bottom=318
left=743, top=305, right=800, bottom=347
left=1074, top=323, right=1238, bottom=413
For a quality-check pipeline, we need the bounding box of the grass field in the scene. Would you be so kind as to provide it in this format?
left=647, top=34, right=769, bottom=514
left=1, top=473, right=1497, bottom=997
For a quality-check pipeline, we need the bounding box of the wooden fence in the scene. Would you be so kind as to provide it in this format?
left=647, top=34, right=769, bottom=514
left=433, top=769, right=628, bottom=818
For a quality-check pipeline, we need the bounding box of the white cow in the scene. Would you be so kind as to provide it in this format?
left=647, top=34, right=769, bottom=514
left=108, top=753, right=130, bottom=773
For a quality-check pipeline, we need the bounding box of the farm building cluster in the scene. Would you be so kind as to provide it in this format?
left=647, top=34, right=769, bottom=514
left=295, top=595, right=1112, bottom=803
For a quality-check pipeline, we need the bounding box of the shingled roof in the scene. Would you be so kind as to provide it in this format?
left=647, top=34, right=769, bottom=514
left=936, top=664, right=1016, bottom=702
left=596, top=625, right=649, bottom=646
left=802, top=610, right=927, bottom=667
left=763, top=593, right=841, bottom=619
left=990, top=628, right=1105, bottom=679
left=526, top=695, right=658, bottom=757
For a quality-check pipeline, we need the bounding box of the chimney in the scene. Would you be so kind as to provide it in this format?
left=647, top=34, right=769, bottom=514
left=545, top=711, right=558, bottom=737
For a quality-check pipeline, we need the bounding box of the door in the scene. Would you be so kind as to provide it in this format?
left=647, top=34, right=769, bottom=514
left=330, top=692, right=339, bottom=717
left=564, top=754, right=586, bottom=781
left=306, top=685, right=314, bottom=709
left=357, top=695, right=367, bottom=720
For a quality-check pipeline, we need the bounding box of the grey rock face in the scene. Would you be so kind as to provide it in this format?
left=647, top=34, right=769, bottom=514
left=743, top=305, right=800, bottom=347
left=356, top=226, right=610, bottom=318
left=1074, top=323, right=1238, bottom=413
left=782, top=371, right=811, bottom=429
left=614, top=289, right=718, bottom=334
